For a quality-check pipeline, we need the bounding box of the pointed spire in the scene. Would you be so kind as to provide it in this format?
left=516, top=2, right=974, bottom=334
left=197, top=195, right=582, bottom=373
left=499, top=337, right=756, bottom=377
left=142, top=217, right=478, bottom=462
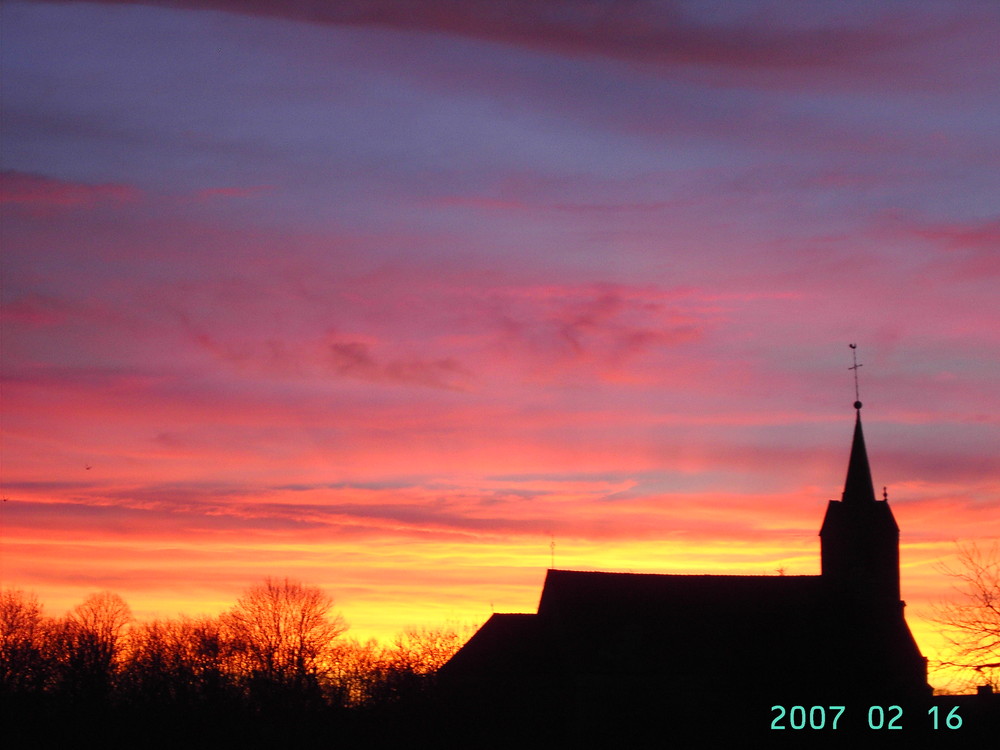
left=842, top=404, right=877, bottom=504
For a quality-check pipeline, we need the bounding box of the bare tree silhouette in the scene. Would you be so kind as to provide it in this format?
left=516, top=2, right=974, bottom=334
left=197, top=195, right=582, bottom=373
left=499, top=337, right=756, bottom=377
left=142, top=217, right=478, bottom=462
left=123, top=616, right=227, bottom=705
left=931, top=542, right=1000, bottom=691
left=388, top=623, right=475, bottom=675
left=70, top=591, right=133, bottom=647
left=221, top=577, right=347, bottom=695
left=0, top=589, right=45, bottom=693
left=65, top=591, right=133, bottom=694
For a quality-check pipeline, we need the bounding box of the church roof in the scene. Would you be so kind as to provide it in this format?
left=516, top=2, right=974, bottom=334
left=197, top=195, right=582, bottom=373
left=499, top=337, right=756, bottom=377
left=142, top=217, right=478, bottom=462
left=532, top=569, right=833, bottom=682
left=438, top=613, right=554, bottom=678
left=537, top=568, right=823, bottom=617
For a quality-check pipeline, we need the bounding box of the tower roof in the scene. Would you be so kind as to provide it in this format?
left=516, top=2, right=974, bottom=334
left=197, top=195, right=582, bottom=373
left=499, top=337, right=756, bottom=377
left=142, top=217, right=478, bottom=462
left=842, top=405, right=877, bottom=504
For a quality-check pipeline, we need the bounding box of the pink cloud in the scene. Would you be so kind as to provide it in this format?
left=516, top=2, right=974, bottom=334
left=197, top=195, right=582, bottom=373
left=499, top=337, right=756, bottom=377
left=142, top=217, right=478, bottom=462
left=484, top=283, right=708, bottom=377
left=193, top=185, right=274, bottom=200
left=915, top=220, right=1000, bottom=251
left=326, top=336, right=473, bottom=391
left=0, top=170, right=139, bottom=213
left=914, top=220, right=1000, bottom=279
left=58, top=0, right=942, bottom=74
left=866, top=214, right=1000, bottom=282
left=0, top=293, right=75, bottom=327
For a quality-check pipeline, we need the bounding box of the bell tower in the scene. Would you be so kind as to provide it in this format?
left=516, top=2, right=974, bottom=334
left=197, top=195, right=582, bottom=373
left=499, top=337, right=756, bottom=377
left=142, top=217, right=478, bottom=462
left=819, top=401, right=901, bottom=605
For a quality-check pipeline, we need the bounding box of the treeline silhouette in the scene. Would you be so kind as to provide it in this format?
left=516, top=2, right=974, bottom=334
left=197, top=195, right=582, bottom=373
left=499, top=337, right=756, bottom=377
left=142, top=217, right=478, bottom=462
left=1, top=580, right=474, bottom=748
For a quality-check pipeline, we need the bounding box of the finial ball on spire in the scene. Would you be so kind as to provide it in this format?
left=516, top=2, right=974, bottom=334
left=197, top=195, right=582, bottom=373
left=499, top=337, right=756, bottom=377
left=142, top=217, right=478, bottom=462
left=854, top=400, right=863, bottom=410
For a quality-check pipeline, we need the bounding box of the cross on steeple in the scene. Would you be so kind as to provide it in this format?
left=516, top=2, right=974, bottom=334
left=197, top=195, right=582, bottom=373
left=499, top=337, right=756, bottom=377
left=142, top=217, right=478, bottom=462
left=848, top=343, right=863, bottom=409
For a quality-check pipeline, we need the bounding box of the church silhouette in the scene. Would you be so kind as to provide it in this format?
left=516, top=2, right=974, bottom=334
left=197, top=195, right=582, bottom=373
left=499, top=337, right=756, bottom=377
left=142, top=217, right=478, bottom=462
left=440, top=402, right=933, bottom=742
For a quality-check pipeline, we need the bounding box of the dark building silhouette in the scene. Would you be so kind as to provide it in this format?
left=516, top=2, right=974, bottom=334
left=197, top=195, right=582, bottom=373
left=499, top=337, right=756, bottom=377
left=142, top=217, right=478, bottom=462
left=440, top=404, right=934, bottom=742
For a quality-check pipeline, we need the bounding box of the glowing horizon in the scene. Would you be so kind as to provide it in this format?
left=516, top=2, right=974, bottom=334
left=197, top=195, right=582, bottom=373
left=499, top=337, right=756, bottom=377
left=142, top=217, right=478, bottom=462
left=2, top=0, right=998, bottom=693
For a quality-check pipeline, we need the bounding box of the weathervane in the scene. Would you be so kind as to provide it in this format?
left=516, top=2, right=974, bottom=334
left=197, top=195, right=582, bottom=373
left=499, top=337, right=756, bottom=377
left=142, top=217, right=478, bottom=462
left=848, top=343, right=863, bottom=409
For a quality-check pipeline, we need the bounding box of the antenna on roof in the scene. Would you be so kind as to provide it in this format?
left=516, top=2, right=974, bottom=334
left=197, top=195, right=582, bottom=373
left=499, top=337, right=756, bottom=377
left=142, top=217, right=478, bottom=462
left=848, top=343, right=863, bottom=409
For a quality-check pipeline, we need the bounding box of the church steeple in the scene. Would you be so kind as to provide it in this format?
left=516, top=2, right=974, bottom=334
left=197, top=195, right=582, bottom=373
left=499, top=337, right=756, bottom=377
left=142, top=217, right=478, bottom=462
left=820, top=398, right=901, bottom=604
left=842, top=404, right=877, bottom=504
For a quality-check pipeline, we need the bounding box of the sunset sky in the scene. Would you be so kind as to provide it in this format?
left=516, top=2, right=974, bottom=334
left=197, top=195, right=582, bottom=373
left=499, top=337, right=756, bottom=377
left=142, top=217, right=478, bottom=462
left=2, top=0, right=998, bottom=690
